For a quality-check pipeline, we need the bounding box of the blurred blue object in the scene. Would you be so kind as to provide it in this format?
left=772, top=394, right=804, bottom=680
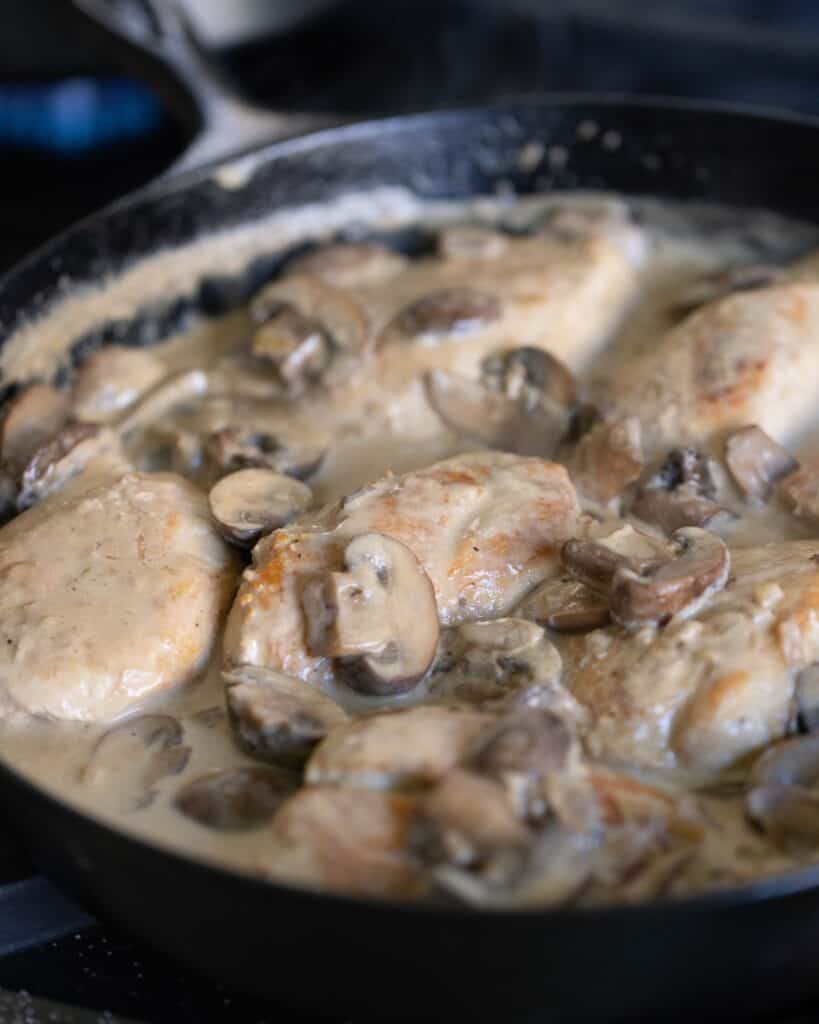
left=0, top=78, right=162, bottom=153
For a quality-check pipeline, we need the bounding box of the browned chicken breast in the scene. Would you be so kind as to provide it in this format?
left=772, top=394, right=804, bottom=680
left=223, top=451, right=579, bottom=687
left=569, top=540, right=819, bottom=775
left=600, top=282, right=819, bottom=452
left=0, top=457, right=239, bottom=722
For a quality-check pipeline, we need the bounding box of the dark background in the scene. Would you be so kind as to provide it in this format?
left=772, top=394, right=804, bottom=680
left=4, top=0, right=819, bottom=270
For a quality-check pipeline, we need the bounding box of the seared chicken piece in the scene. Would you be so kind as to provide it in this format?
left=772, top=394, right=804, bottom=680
left=305, top=706, right=491, bottom=789
left=261, top=786, right=421, bottom=897
left=223, top=451, right=579, bottom=685
left=0, top=457, right=239, bottom=721
left=569, top=540, right=819, bottom=774
left=599, top=281, right=819, bottom=452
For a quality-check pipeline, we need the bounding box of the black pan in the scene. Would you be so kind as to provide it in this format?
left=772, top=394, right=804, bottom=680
left=4, top=4, right=819, bottom=1020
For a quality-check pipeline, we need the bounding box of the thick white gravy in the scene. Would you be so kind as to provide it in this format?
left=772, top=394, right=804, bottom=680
left=1, top=190, right=818, bottom=905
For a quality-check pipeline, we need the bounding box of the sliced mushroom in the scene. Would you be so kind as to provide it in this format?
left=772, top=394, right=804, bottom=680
left=263, top=786, right=420, bottom=897
left=674, top=264, right=785, bottom=316
left=609, top=527, right=730, bottom=630
left=437, top=225, right=509, bottom=262
left=457, top=618, right=561, bottom=684
left=428, top=618, right=562, bottom=707
left=0, top=384, right=69, bottom=474
left=572, top=417, right=644, bottom=503
left=392, top=287, right=501, bottom=342
left=205, top=426, right=327, bottom=482
left=745, top=784, right=819, bottom=845
left=286, top=241, right=407, bottom=287
left=410, top=769, right=530, bottom=874
left=81, top=714, right=190, bottom=813
left=17, top=423, right=122, bottom=510
left=631, top=447, right=726, bottom=534
left=306, top=705, right=491, bottom=790
left=796, top=666, right=819, bottom=733
left=779, top=459, right=819, bottom=527
left=750, top=733, right=819, bottom=788
left=224, top=664, right=348, bottom=767
left=471, top=709, right=578, bottom=781
left=208, top=469, right=312, bottom=547
left=481, top=346, right=577, bottom=409
left=116, top=369, right=210, bottom=437
left=724, top=425, right=798, bottom=502
left=71, top=345, right=165, bottom=423
left=302, top=532, right=440, bottom=696
left=423, top=368, right=568, bottom=457
left=561, top=525, right=671, bottom=594
left=249, top=275, right=370, bottom=391
left=517, top=576, right=610, bottom=633
left=175, top=766, right=295, bottom=830
left=250, top=307, right=332, bottom=396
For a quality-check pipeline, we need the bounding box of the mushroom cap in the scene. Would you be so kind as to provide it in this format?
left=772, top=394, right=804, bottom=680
left=81, top=714, right=190, bottom=813
left=224, top=664, right=348, bottom=766
left=72, top=345, right=165, bottom=423
left=610, top=527, right=730, bottom=630
left=303, top=532, right=440, bottom=696
left=423, top=368, right=568, bottom=457
left=208, top=469, right=312, bottom=547
left=0, top=384, right=69, bottom=473
left=175, top=766, right=295, bottom=830
left=724, top=424, right=798, bottom=502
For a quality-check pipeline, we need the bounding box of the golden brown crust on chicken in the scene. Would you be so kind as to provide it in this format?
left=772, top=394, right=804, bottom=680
left=223, top=452, right=580, bottom=685
left=569, top=540, right=819, bottom=774
left=600, top=284, right=819, bottom=452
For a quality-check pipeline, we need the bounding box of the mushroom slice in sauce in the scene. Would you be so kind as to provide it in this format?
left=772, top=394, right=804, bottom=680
left=517, top=576, right=610, bottom=633
left=306, top=705, right=491, bottom=790
left=724, top=425, right=798, bottom=502
left=746, top=784, right=819, bottom=845
left=208, top=469, right=312, bottom=547
left=250, top=275, right=370, bottom=391
left=392, top=287, right=501, bottom=342
left=224, top=664, right=348, bottom=767
left=423, top=368, right=568, bottom=457
left=437, top=225, right=509, bottom=262
left=263, top=786, right=420, bottom=898
left=175, top=766, right=294, bottom=830
left=674, top=263, right=785, bottom=316
left=0, top=384, right=69, bottom=474
left=302, top=532, right=440, bottom=696
left=427, top=618, right=562, bottom=707
left=795, top=665, right=819, bottom=733
left=71, top=345, right=165, bottom=423
left=250, top=307, right=331, bottom=396
left=631, top=447, right=726, bottom=534
left=81, top=715, right=191, bottom=813
left=609, top=527, right=730, bottom=630
left=205, top=426, right=327, bottom=482
left=116, top=369, right=210, bottom=438
left=286, top=241, right=407, bottom=287
left=17, top=423, right=123, bottom=509
left=750, top=734, right=819, bottom=789
left=411, top=770, right=530, bottom=875
left=481, top=347, right=577, bottom=409
left=561, top=523, right=672, bottom=593
left=572, top=416, right=644, bottom=504
left=779, top=459, right=819, bottom=527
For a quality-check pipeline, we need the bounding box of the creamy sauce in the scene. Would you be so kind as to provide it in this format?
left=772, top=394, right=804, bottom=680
left=2, top=190, right=819, bottom=906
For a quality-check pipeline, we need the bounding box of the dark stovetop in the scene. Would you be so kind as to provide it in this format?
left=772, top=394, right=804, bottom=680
left=8, top=1, right=819, bottom=1020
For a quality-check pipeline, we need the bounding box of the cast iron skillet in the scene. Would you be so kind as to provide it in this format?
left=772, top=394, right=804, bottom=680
left=4, top=4, right=819, bottom=1020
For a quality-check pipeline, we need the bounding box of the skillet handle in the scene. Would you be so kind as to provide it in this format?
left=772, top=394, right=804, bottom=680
left=70, top=0, right=338, bottom=179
